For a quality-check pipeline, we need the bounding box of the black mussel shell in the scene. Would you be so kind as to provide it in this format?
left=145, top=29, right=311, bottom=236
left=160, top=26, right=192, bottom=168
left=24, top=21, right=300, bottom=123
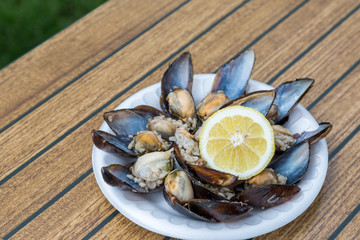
left=269, top=141, right=310, bottom=185
left=102, top=164, right=161, bottom=193
left=236, top=184, right=300, bottom=209
left=132, top=105, right=164, bottom=120
left=212, top=49, right=254, bottom=100
left=163, top=189, right=252, bottom=222
left=294, top=122, right=332, bottom=145
left=273, top=78, right=314, bottom=123
left=103, top=109, right=148, bottom=136
left=221, top=89, right=276, bottom=116
left=192, top=181, right=229, bottom=201
left=185, top=199, right=252, bottom=222
left=160, top=52, right=193, bottom=115
left=188, top=164, right=238, bottom=187
left=92, top=130, right=136, bottom=157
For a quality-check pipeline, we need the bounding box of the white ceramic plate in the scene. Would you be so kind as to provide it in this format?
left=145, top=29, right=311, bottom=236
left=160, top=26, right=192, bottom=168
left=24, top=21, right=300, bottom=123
left=92, top=74, right=328, bottom=240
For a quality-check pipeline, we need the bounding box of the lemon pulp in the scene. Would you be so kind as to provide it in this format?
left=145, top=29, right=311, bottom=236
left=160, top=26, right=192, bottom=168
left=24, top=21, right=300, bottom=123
left=199, top=106, right=275, bottom=179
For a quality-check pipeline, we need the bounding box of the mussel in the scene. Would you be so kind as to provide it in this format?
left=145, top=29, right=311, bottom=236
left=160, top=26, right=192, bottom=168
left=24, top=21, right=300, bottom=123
left=247, top=168, right=282, bottom=187
left=270, top=141, right=310, bottom=185
left=132, top=131, right=163, bottom=154
left=104, top=109, right=148, bottom=136
left=102, top=151, right=173, bottom=193
left=102, top=164, right=150, bottom=193
left=147, top=117, right=176, bottom=140
left=270, top=78, right=314, bottom=124
left=197, top=49, right=255, bottom=121
left=160, top=52, right=197, bottom=125
left=132, top=151, right=173, bottom=182
left=163, top=170, right=252, bottom=222
left=93, top=106, right=176, bottom=157
left=91, top=130, right=136, bottom=157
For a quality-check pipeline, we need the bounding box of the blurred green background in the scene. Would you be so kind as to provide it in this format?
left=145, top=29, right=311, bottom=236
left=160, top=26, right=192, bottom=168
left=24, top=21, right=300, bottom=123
left=0, top=0, right=107, bottom=69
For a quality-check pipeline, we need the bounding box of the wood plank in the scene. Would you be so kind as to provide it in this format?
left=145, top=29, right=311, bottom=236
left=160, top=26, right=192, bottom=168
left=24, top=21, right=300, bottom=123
left=335, top=206, right=360, bottom=240
left=256, top=65, right=360, bottom=239
left=87, top=212, right=165, bottom=240
left=0, top=0, right=247, bottom=236
left=0, top=0, right=184, bottom=130
left=0, top=115, right=102, bottom=238
left=5, top=0, right=359, bottom=238
left=0, top=0, right=244, bottom=180
left=252, top=0, right=359, bottom=85
left=9, top=174, right=164, bottom=239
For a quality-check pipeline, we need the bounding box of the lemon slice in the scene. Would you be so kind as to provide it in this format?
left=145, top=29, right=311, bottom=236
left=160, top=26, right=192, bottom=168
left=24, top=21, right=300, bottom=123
left=199, top=105, right=274, bottom=180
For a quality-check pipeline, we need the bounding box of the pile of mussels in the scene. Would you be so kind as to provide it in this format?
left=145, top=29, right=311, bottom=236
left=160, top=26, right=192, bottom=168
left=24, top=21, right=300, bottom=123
left=92, top=50, right=332, bottom=222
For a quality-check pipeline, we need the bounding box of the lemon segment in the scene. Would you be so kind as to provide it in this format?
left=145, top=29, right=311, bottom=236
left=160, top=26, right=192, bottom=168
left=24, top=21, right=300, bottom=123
left=199, top=106, right=275, bottom=179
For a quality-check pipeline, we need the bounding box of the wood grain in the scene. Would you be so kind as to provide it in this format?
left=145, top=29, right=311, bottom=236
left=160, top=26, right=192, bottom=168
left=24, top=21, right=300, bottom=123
left=9, top=174, right=164, bottom=239
left=0, top=0, right=244, bottom=181
left=0, top=0, right=184, bottom=130
left=1, top=0, right=359, bottom=239
left=335, top=205, right=360, bottom=240
left=252, top=0, right=359, bottom=85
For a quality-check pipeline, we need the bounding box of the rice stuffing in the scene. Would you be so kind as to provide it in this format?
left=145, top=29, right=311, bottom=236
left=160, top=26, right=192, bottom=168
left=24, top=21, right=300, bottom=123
left=169, top=128, right=202, bottom=165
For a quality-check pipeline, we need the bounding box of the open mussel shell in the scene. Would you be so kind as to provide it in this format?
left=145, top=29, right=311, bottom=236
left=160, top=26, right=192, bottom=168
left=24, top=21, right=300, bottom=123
left=295, top=122, right=332, bottom=145
left=102, top=151, right=173, bottom=193
left=269, top=141, right=310, bottom=185
left=160, top=52, right=194, bottom=117
left=187, top=165, right=238, bottom=187
left=236, top=184, right=300, bottom=209
left=131, top=105, right=164, bottom=120
left=183, top=199, right=252, bottom=222
left=163, top=191, right=210, bottom=221
left=91, top=130, right=136, bottom=157
left=191, top=181, right=229, bottom=200
left=221, top=89, right=276, bottom=116
left=212, top=49, right=254, bottom=100
left=173, top=143, right=238, bottom=186
left=164, top=170, right=252, bottom=222
left=273, top=78, right=314, bottom=124
left=101, top=164, right=153, bottom=193
left=104, top=109, right=148, bottom=136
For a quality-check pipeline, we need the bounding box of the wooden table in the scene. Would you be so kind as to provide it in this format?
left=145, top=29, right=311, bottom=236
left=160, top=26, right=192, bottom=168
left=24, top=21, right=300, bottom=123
left=1, top=0, right=359, bottom=239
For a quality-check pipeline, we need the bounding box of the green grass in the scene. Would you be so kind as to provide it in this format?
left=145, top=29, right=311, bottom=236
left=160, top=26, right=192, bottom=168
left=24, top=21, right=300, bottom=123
left=0, top=0, right=107, bottom=69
